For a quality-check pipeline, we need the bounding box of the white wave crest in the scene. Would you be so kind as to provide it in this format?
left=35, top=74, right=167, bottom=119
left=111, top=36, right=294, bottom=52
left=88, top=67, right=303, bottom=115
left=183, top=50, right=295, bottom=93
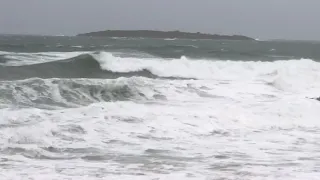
left=0, top=51, right=90, bottom=66
left=92, top=52, right=320, bottom=81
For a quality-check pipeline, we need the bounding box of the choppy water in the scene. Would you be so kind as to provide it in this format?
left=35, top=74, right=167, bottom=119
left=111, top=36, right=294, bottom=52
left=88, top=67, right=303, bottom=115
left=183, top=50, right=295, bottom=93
left=1, top=35, right=320, bottom=180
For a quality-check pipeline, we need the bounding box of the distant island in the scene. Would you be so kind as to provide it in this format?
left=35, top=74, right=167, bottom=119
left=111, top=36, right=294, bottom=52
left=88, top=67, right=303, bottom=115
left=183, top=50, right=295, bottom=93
left=77, top=30, right=254, bottom=40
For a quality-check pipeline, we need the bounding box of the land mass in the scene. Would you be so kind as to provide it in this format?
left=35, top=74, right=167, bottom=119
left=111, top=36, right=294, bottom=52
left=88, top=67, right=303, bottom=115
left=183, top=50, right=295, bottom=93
left=77, top=30, right=254, bottom=40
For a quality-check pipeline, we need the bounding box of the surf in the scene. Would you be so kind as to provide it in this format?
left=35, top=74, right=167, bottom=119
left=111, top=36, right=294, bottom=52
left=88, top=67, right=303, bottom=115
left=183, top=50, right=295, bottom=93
left=1, top=50, right=320, bottom=94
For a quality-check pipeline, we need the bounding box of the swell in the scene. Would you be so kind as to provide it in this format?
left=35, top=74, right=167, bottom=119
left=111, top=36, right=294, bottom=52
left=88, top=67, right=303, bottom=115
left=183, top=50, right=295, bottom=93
left=0, top=54, right=159, bottom=80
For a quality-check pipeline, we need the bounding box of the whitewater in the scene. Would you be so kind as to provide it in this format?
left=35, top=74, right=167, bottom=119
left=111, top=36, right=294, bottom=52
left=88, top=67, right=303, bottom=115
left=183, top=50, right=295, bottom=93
left=0, top=35, right=320, bottom=180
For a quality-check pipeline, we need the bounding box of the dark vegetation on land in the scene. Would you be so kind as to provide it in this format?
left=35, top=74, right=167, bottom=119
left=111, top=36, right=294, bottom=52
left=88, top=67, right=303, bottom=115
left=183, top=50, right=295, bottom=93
left=77, top=30, right=254, bottom=40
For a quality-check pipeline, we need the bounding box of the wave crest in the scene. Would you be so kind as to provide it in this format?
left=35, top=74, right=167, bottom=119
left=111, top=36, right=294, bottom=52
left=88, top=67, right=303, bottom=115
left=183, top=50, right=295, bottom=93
left=1, top=51, right=320, bottom=82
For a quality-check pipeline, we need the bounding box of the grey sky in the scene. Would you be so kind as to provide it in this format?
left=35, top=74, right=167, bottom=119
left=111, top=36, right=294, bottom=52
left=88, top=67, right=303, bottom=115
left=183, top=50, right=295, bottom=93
left=0, top=0, right=319, bottom=40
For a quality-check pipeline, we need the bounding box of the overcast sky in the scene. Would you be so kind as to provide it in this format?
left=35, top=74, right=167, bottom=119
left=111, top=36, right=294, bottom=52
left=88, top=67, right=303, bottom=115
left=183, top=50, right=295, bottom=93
left=0, top=0, right=319, bottom=40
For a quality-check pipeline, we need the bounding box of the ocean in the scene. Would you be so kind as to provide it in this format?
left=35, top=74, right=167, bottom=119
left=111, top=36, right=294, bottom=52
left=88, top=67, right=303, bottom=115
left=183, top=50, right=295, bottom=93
left=0, top=35, right=320, bottom=180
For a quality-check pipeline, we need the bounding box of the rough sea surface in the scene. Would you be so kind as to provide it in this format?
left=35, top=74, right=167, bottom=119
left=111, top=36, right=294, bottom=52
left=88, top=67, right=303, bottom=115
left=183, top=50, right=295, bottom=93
left=1, top=35, right=320, bottom=180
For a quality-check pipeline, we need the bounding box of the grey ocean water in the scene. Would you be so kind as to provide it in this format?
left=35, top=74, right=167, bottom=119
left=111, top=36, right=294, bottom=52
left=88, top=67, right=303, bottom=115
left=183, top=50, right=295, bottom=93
left=1, top=35, right=320, bottom=179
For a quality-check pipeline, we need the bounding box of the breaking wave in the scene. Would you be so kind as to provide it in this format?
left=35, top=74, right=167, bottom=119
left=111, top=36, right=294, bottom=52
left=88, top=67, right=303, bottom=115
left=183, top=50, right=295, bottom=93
left=0, top=78, right=151, bottom=109
left=1, top=51, right=320, bottom=84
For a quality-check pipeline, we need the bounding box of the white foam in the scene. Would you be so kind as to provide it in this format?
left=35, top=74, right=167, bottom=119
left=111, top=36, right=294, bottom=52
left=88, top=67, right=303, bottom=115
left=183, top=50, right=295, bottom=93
left=91, top=52, right=320, bottom=92
left=71, top=45, right=83, bottom=48
left=1, top=49, right=320, bottom=179
left=1, top=88, right=320, bottom=179
left=0, top=51, right=10, bottom=55
left=1, top=68, right=320, bottom=179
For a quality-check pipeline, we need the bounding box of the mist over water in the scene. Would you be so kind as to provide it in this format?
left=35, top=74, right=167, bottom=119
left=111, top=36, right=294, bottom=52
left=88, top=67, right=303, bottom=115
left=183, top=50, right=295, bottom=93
left=1, top=35, right=320, bottom=180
